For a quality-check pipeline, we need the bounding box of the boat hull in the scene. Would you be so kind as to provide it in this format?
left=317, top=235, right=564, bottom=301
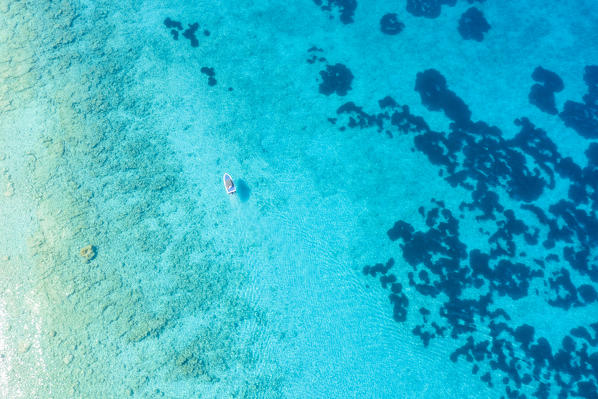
left=223, top=173, right=236, bottom=194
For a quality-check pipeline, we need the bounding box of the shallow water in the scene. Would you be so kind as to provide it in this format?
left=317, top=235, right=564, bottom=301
left=1, top=0, right=598, bottom=398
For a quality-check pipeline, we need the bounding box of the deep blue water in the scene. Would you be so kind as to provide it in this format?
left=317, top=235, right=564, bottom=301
left=1, top=0, right=598, bottom=397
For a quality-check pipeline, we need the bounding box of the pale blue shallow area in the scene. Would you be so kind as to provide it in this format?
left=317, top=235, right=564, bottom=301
left=2, top=0, right=598, bottom=398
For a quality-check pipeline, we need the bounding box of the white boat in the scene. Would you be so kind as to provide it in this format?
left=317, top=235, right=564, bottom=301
left=223, top=173, right=236, bottom=194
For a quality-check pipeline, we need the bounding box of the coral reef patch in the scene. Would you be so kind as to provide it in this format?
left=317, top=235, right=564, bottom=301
left=79, top=244, right=96, bottom=262
left=318, top=63, right=354, bottom=96
left=163, top=18, right=206, bottom=48
left=306, top=46, right=327, bottom=65
left=406, top=0, right=457, bottom=19
left=458, top=7, right=490, bottom=41
left=313, top=0, right=357, bottom=24
left=380, top=13, right=405, bottom=35
left=200, top=66, right=217, bottom=86
left=164, top=17, right=183, bottom=40
left=560, top=65, right=598, bottom=138
left=327, top=64, right=598, bottom=398
left=529, top=66, right=564, bottom=115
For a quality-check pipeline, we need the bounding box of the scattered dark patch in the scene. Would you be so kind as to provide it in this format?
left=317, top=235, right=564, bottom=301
left=313, top=0, right=357, bottom=24
left=183, top=22, right=200, bottom=47
left=307, top=46, right=327, bottom=65
left=164, top=18, right=208, bottom=48
left=319, top=63, right=354, bottom=96
left=363, top=258, right=395, bottom=277
left=164, top=18, right=183, bottom=40
left=415, top=69, right=471, bottom=126
left=164, top=17, right=183, bottom=30
left=406, top=0, right=456, bottom=18
left=529, top=66, right=564, bottom=114
left=200, top=67, right=217, bottom=86
left=380, top=13, right=405, bottom=35
left=458, top=7, right=490, bottom=41
left=533, top=66, right=564, bottom=92
left=364, top=258, right=409, bottom=322
left=530, top=84, right=558, bottom=114
left=560, top=65, right=598, bottom=138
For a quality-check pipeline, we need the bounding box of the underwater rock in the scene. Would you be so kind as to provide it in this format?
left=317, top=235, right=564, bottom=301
left=127, top=316, right=167, bottom=342
left=164, top=17, right=183, bottom=31
left=586, top=142, right=598, bottom=166
left=4, top=181, right=14, bottom=197
left=183, top=23, right=200, bottom=47
left=415, top=69, right=471, bottom=126
left=306, top=46, right=326, bottom=65
left=406, top=0, right=456, bottom=19
left=200, top=67, right=217, bottom=86
left=164, top=17, right=183, bottom=40
left=17, top=340, right=31, bottom=354
left=64, top=285, right=75, bottom=297
left=560, top=65, right=598, bottom=138
left=63, top=353, right=74, bottom=365
left=319, top=63, right=353, bottom=96
left=530, top=83, right=558, bottom=114
left=313, top=0, right=357, bottom=24
left=79, top=244, right=96, bottom=262
left=560, top=100, right=598, bottom=138
left=532, top=66, right=564, bottom=92
left=387, top=221, right=414, bottom=241
left=363, top=258, right=395, bottom=277
left=380, top=13, right=405, bottom=35
left=163, top=18, right=204, bottom=48
left=176, top=348, right=209, bottom=380
left=458, top=7, right=490, bottom=41
left=334, top=97, right=429, bottom=136
left=529, top=66, right=563, bottom=114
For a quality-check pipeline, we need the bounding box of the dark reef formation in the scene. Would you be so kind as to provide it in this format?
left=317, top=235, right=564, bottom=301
left=183, top=22, right=200, bottom=47
left=560, top=65, right=598, bottom=138
left=319, top=63, right=354, bottom=96
left=313, top=0, right=357, bottom=24
left=458, top=7, right=490, bottom=41
left=327, top=64, right=598, bottom=398
left=306, top=46, right=327, bottom=65
left=164, top=17, right=183, bottom=40
left=415, top=69, right=472, bottom=126
left=380, top=13, right=405, bottom=35
left=529, top=66, right=564, bottom=115
left=200, top=67, right=217, bottom=86
left=163, top=18, right=207, bottom=48
left=306, top=48, right=352, bottom=96
left=164, top=18, right=217, bottom=87
left=405, top=0, right=487, bottom=19
left=406, top=0, right=456, bottom=19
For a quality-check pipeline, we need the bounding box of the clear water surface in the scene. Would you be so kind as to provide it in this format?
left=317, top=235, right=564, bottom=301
left=1, top=0, right=597, bottom=398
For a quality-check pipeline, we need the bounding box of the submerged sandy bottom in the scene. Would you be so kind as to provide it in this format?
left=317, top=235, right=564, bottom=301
left=1, top=1, right=279, bottom=397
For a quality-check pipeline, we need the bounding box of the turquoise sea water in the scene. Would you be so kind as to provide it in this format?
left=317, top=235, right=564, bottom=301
left=1, top=0, right=598, bottom=397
